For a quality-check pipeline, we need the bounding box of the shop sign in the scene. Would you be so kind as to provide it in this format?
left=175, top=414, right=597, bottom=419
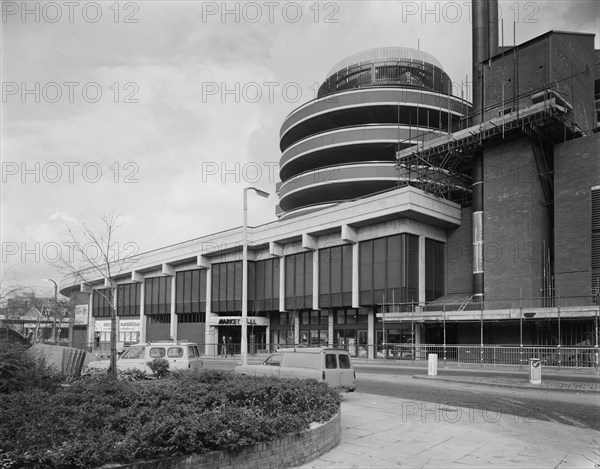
left=95, top=320, right=112, bottom=332
left=120, top=320, right=140, bottom=332
left=74, top=305, right=88, bottom=324
left=218, top=318, right=257, bottom=325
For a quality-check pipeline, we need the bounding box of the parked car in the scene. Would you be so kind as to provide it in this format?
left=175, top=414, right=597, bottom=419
left=87, top=341, right=203, bottom=373
left=234, top=347, right=356, bottom=391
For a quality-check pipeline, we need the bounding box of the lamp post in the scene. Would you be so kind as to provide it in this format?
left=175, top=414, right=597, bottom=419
left=42, top=278, right=58, bottom=343
left=242, top=187, right=269, bottom=365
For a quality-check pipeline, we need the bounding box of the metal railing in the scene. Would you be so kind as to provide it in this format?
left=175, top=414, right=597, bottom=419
left=369, top=344, right=599, bottom=369
left=70, top=340, right=598, bottom=369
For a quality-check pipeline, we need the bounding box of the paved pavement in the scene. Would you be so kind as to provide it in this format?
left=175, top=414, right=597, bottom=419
left=412, top=374, right=600, bottom=393
left=296, top=364, right=600, bottom=469
left=352, top=361, right=600, bottom=393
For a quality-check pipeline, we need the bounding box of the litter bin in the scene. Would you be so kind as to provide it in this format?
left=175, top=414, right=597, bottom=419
left=529, top=358, right=541, bottom=384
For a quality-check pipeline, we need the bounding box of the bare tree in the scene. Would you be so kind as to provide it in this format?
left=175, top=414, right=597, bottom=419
left=37, top=294, right=75, bottom=344
left=54, top=212, right=139, bottom=379
left=0, top=266, right=32, bottom=310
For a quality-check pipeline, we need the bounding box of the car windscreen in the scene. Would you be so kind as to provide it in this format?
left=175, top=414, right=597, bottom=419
left=121, top=346, right=145, bottom=359
left=264, top=354, right=282, bottom=366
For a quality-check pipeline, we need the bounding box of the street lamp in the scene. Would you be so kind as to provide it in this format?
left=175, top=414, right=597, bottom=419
left=42, top=278, right=58, bottom=343
left=242, top=187, right=269, bottom=365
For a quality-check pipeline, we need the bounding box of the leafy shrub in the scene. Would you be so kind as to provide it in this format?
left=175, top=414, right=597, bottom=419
left=0, top=343, right=64, bottom=393
left=147, top=357, right=170, bottom=378
left=0, top=370, right=341, bottom=468
left=79, top=367, right=150, bottom=382
left=119, top=368, right=150, bottom=381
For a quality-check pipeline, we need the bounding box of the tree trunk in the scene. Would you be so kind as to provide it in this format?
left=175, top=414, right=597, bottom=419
left=109, top=287, right=118, bottom=379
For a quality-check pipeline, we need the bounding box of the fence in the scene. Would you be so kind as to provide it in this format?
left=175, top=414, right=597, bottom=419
left=369, top=344, right=599, bottom=368
left=69, top=340, right=599, bottom=369
left=187, top=342, right=600, bottom=369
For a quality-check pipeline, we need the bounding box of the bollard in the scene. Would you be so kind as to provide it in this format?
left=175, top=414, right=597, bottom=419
left=529, top=358, right=542, bottom=385
left=428, top=353, right=438, bottom=376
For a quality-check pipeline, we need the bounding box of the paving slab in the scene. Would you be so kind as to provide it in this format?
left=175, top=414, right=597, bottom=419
left=297, top=392, right=600, bottom=468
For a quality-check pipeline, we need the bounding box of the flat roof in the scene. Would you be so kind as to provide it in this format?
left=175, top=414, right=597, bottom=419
left=489, top=30, right=596, bottom=62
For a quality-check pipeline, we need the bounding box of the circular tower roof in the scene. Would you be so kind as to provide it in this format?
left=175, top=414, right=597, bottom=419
left=326, top=47, right=444, bottom=78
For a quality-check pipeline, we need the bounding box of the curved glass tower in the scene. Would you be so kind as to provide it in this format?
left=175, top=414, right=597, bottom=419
left=277, top=47, right=471, bottom=218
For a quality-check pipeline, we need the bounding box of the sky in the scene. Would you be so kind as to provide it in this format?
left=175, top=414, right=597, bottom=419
left=1, top=0, right=599, bottom=295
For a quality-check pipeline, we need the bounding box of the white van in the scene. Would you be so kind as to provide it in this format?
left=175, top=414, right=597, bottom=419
left=234, top=347, right=356, bottom=392
left=87, top=341, right=203, bottom=373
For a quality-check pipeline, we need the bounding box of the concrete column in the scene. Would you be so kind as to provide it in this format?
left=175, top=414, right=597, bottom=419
left=131, top=272, right=144, bottom=345
left=204, top=266, right=215, bottom=356
left=419, top=235, right=426, bottom=305
left=169, top=275, right=177, bottom=340
left=342, top=225, right=360, bottom=308
left=313, top=249, right=319, bottom=310
left=139, top=281, right=146, bottom=343
left=87, top=289, right=95, bottom=347
left=367, top=308, right=375, bottom=359
left=328, top=310, right=334, bottom=346
left=266, top=325, right=271, bottom=351
left=415, top=324, right=423, bottom=360
left=352, top=243, right=359, bottom=308
left=279, top=257, right=285, bottom=312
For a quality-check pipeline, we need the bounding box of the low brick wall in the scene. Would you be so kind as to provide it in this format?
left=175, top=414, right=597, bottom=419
left=101, top=410, right=341, bottom=469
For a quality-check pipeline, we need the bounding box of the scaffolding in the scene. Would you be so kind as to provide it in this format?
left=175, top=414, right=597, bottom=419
left=394, top=91, right=576, bottom=204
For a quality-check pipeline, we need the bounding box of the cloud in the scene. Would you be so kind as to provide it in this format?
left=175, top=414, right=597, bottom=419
left=49, top=212, right=79, bottom=225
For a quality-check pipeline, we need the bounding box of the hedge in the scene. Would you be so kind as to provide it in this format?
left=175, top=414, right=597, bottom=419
left=0, top=369, right=341, bottom=468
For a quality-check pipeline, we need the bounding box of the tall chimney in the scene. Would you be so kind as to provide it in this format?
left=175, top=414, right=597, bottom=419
left=472, top=0, right=498, bottom=124
left=487, top=0, right=499, bottom=60
left=471, top=0, right=498, bottom=301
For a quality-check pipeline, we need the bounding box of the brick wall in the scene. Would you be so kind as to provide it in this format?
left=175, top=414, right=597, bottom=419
left=483, top=32, right=596, bottom=133
left=554, top=133, right=600, bottom=300
left=446, top=206, right=473, bottom=295
left=483, top=136, right=551, bottom=303
left=108, top=410, right=341, bottom=469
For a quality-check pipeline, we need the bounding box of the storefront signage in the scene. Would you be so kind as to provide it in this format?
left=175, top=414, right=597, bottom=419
left=95, top=320, right=112, bottom=332
left=120, top=320, right=140, bottom=332
left=74, top=305, right=88, bottom=324
left=208, top=316, right=268, bottom=327
left=94, top=320, right=140, bottom=332
left=218, top=318, right=257, bottom=325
